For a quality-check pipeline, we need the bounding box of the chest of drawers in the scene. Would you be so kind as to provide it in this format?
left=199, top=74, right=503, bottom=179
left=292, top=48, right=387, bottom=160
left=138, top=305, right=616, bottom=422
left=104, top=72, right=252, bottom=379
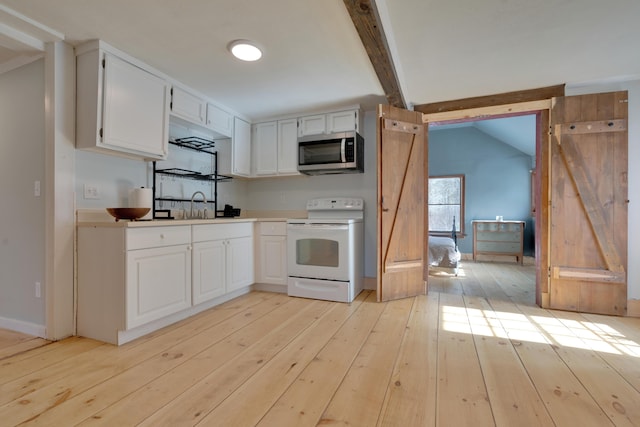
left=472, top=220, right=525, bottom=265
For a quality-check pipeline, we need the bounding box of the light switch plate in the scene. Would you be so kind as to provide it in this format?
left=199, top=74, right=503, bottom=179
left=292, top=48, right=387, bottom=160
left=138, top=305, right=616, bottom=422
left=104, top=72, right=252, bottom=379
left=84, top=184, right=100, bottom=199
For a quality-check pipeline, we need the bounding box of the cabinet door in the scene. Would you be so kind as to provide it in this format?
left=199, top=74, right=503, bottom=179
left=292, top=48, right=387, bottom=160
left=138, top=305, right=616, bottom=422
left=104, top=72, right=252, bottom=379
left=258, top=235, right=288, bottom=285
left=226, top=237, right=254, bottom=292
left=170, top=86, right=206, bottom=125
left=102, top=53, right=169, bottom=159
left=206, top=103, right=233, bottom=137
left=298, top=114, right=326, bottom=137
left=192, top=240, right=226, bottom=305
left=277, top=119, right=300, bottom=175
left=253, top=122, right=278, bottom=176
left=327, top=110, right=358, bottom=133
left=126, top=244, right=191, bottom=329
left=232, top=117, right=251, bottom=176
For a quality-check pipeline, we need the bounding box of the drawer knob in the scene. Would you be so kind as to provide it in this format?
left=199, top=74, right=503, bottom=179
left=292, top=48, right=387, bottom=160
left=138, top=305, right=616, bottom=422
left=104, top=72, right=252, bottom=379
left=160, top=234, right=165, bottom=239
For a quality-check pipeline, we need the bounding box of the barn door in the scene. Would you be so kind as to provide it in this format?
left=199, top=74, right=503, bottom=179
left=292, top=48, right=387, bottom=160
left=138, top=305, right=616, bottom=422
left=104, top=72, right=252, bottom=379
left=549, top=91, right=628, bottom=315
left=377, top=105, right=428, bottom=302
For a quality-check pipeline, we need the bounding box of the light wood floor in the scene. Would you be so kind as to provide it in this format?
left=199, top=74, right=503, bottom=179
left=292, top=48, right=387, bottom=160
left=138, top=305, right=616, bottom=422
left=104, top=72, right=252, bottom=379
left=0, top=329, right=48, bottom=360
left=1, top=262, right=640, bottom=426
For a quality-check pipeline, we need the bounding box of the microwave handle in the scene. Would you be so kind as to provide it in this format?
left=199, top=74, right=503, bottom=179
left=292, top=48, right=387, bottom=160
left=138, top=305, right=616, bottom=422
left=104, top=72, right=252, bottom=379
left=341, top=138, right=346, bottom=163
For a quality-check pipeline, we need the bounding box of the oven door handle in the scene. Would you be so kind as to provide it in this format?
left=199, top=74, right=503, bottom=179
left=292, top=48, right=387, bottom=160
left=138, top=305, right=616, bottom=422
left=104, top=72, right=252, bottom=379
left=288, top=224, right=349, bottom=231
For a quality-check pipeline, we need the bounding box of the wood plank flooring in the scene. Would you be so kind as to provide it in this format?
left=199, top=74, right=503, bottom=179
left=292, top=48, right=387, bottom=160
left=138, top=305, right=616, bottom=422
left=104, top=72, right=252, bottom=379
left=1, top=261, right=639, bottom=426
left=0, top=328, right=48, bottom=360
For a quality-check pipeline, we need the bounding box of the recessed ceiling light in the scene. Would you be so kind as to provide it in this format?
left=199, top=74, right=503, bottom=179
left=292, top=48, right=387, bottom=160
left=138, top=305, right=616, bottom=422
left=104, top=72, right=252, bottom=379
left=228, top=40, right=262, bottom=62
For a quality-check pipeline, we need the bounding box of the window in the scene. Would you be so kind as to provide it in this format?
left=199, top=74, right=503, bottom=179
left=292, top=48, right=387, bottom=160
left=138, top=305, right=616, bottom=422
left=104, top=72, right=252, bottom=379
left=428, top=175, right=465, bottom=236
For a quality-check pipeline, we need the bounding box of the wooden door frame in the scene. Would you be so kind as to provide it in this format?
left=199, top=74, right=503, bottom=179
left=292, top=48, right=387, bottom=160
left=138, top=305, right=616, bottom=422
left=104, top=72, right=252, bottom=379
left=422, top=100, right=552, bottom=307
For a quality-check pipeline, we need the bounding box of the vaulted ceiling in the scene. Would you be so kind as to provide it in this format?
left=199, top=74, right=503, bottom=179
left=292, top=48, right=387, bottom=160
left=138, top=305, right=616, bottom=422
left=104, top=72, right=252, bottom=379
left=1, top=0, right=640, bottom=122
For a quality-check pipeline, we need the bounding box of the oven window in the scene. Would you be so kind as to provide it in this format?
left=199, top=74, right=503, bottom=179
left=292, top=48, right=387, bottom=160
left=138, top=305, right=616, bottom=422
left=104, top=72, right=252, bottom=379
left=296, top=238, right=339, bottom=267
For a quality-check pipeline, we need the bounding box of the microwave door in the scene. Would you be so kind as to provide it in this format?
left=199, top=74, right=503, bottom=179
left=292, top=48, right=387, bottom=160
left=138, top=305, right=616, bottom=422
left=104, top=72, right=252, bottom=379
left=300, top=140, right=342, bottom=165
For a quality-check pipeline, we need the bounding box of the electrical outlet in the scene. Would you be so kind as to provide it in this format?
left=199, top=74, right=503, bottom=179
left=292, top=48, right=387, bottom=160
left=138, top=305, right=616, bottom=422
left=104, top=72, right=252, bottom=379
left=84, top=184, right=100, bottom=199
left=35, top=282, right=41, bottom=298
left=34, top=180, right=41, bottom=197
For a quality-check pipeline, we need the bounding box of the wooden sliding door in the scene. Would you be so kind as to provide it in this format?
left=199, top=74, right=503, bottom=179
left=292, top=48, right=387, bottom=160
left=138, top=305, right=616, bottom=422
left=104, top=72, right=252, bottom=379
left=377, top=105, right=428, bottom=302
left=548, top=91, right=628, bottom=315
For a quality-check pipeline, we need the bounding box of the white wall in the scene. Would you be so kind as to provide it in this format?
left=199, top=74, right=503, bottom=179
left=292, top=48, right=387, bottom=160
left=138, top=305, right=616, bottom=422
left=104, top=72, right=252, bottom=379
left=0, top=59, right=46, bottom=333
left=566, top=79, right=640, bottom=300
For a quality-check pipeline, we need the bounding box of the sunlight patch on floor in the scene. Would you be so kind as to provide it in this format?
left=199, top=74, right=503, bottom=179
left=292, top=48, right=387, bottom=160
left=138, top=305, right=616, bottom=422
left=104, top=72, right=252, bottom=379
left=428, top=266, right=466, bottom=277
left=441, top=304, right=639, bottom=357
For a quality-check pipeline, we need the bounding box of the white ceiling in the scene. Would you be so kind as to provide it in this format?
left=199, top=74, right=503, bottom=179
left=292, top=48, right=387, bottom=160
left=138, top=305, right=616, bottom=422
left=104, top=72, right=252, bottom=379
left=1, top=0, right=640, bottom=122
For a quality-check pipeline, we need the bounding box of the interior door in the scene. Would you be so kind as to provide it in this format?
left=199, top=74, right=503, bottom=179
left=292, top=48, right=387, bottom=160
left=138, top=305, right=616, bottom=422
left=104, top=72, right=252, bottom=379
left=377, top=105, right=428, bottom=302
left=549, top=91, right=628, bottom=315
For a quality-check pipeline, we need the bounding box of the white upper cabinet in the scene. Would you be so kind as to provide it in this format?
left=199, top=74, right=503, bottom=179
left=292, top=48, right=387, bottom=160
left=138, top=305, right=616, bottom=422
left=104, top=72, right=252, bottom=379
left=170, top=86, right=207, bottom=126
left=232, top=117, right=251, bottom=177
left=298, top=109, right=360, bottom=137
left=253, top=122, right=278, bottom=176
left=277, top=118, right=300, bottom=175
left=170, top=90, right=234, bottom=138
left=328, top=110, right=360, bottom=133
left=206, top=103, right=234, bottom=137
left=252, top=118, right=300, bottom=177
left=298, top=114, right=326, bottom=137
left=76, top=44, right=170, bottom=160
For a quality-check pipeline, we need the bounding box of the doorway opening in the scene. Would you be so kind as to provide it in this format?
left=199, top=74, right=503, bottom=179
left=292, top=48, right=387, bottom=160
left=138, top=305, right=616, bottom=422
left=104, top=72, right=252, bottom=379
left=426, top=111, right=542, bottom=306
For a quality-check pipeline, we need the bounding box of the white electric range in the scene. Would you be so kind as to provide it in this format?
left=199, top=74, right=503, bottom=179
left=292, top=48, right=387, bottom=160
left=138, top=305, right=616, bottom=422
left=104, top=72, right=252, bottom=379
left=286, top=198, right=364, bottom=303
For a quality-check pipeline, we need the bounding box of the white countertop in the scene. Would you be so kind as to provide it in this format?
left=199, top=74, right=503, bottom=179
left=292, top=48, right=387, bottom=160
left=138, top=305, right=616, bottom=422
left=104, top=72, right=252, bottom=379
left=76, top=209, right=306, bottom=228
left=77, top=218, right=258, bottom=228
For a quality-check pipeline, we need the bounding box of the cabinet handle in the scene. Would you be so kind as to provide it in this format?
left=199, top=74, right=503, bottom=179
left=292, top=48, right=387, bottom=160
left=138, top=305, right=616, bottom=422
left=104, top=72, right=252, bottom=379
left=160, top=234, right=165, bottom=239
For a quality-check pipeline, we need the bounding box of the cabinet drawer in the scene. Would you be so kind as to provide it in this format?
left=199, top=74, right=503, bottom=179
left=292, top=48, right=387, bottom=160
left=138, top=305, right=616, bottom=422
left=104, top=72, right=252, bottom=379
left=476, top=231, right=521, bottom=242
left=259, top=221, right=287, bottom=236
left=476, top=222, right=522, bottom=232
left=193, top=222, right=253, bottom=242
left=127, top=226, right=191, bottom=250
left=476, top=241, right=522, bottom=253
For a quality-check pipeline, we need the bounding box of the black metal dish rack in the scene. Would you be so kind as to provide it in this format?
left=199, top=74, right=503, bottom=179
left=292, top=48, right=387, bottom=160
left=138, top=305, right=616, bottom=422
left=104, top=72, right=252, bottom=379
left=152, top=136, right=233, bottom=219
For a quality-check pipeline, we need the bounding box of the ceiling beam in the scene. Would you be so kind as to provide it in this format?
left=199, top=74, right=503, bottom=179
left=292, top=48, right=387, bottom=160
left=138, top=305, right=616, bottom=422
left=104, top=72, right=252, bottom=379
left=343, top=0, right=405, bottom=108
left=414, top=84, right=566, bottom=114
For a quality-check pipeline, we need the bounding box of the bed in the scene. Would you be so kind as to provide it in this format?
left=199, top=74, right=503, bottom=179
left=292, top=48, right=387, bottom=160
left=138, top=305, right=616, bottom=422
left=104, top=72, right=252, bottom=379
left=428, top=218, right=461, bottom=275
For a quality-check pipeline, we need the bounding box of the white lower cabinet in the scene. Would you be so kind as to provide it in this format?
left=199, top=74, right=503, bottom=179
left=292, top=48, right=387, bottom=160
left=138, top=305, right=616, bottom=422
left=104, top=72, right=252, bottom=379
left=227, top=236, right=255, bottom=292
left=78, top=225, right=191, bottom=344
left=126, top=244, right=191, bottom=329
left=192, top=222, right=254, bottom=303
left=192, top=240, right=226, bottom=305
left=78, top=221, right=255, bottom=345
left=256, top=222, right=288, bottom=287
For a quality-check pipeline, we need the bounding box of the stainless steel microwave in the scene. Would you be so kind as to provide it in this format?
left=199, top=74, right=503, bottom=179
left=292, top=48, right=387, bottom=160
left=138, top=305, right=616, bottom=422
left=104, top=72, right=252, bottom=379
left=297, top=131, right=364, bottom=175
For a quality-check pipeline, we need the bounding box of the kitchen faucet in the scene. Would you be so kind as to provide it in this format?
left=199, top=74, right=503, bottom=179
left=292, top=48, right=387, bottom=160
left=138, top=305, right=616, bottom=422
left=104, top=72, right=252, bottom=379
left=190, top=191, right=207, bottom=219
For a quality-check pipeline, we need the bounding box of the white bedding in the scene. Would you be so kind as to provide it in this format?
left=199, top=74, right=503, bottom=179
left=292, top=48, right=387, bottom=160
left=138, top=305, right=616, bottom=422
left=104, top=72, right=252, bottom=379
left=428, top=235, right=461, bottom=268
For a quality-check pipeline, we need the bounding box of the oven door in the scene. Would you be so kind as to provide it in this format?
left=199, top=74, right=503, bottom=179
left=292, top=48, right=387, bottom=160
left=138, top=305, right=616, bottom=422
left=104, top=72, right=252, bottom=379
left=287, top=223, right=351, bottom=281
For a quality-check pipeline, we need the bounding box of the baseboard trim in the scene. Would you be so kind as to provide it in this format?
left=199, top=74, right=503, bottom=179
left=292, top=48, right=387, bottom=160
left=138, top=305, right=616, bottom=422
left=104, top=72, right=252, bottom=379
left=252, top=283, right=287, bottom=294
left=0, top=316, right=46, bottom=337
left=627, top=299, right=640, bottom=317
left=540, top=292, right=550, bottom=308
left=116, top=287, right=252, bottom=345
